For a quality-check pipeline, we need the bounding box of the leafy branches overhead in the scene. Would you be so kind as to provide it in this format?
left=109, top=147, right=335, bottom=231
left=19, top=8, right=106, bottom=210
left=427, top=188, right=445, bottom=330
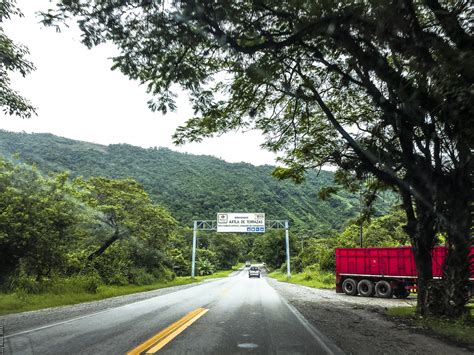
left=42, top=0, right=473, bottom=317
left=41, top=1, right=472, bottom=209
left=0, top=0, right=36, bottom=118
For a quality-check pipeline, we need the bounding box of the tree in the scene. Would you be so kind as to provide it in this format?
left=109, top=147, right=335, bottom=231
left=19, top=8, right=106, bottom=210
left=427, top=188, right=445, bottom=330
left=44, top=1, right=472, bottom=317
left=0, top=0, right=36, bottom=118
left=251, top=231, right=294, bottom=269
left=74, top=177, right=177, bottom=261
left=210, top=233, right=244, bottom=269
left=0, top=158, right=85, bottom=283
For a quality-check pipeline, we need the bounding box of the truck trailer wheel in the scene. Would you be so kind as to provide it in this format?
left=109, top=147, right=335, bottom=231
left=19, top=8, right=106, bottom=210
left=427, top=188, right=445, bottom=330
left=375, top=280, right=393, bottom=298
left=342, top=278, right=358, bottom=296
left=357, top=279, right=375, bottom=297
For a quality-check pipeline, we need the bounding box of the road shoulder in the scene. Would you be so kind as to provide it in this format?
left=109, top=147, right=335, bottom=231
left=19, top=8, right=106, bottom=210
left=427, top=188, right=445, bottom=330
left=0, top=278, right=216, bottom=336
left=267, top=277, right=472, bottom=354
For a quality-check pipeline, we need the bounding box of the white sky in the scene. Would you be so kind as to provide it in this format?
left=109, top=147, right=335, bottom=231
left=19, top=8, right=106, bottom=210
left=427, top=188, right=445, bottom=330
left=0, top=0, right=278, bottom=166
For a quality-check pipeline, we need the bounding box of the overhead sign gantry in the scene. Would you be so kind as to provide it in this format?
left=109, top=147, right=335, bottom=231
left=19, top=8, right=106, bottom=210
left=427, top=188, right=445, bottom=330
left=191, top=213, right=290, bottom=279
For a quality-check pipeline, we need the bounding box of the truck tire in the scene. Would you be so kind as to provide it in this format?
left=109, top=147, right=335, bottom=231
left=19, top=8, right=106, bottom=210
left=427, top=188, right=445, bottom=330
left=375, top=280, right=393, bottom=298
left=393, top=285, right=410, bottom=299
left=357, top=279, right=375, bottom=297
left=342, top=278, right=358, bottom=296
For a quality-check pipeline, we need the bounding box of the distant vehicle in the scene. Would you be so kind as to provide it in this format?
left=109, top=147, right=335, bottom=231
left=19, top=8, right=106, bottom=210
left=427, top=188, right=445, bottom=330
left=336, top=246, right=474, bottom=298
left=245, top=261, right=251, bottom=267
left=248, top=266, right=261, bottom=278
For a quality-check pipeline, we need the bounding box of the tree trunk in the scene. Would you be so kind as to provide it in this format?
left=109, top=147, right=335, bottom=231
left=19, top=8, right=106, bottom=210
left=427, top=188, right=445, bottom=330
left=439, top=162, right=472, bottom=318
left=412, top=204, right=436, bottom=315
left=87, top=230, right=120, bottom=261
left=401, top=187, right=437, bottom=315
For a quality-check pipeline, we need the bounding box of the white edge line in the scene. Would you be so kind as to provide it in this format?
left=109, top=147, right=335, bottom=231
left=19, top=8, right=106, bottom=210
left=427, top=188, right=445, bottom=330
left=280, top=298, right=345, bottom=355
left=4, top=273, right=238, bottom=340
left=4, top=308, right=114, bottom=339
left=265, top=279, right=345, bottom=355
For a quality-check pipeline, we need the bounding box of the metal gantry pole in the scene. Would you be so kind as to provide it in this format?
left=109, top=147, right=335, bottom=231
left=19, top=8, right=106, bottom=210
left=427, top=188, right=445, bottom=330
left=191, top=221, right=197, bottom=278
left=285, top=220, right=291, bottom=278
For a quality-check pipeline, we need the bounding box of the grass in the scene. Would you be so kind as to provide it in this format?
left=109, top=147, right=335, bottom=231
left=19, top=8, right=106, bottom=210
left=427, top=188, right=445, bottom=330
left=0, top=264, right=243, bottom=316
left=268, top=269, right=335, bottom=289
left=193, top=263, right=244, bottom=281
left=386, top=304, right=474, bottom=345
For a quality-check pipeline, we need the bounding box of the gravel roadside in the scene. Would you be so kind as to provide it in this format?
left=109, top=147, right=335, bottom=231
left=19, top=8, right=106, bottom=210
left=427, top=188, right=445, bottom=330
left=0, top=279, right=218, bottom=336
left=267, top=277, right=472, bottom=355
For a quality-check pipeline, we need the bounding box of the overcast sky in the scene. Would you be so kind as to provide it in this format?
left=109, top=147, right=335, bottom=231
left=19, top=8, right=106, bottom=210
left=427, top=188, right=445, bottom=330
left=0, top=0, right=278, bottom=166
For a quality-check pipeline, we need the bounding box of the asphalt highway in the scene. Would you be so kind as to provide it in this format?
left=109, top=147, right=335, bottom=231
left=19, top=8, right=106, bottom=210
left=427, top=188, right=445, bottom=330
left=4, top=268, right=343, bottom=354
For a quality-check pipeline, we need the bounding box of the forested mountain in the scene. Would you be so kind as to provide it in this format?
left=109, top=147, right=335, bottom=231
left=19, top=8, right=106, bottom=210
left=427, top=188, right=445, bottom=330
left=0, top=130, right=391, bottom=231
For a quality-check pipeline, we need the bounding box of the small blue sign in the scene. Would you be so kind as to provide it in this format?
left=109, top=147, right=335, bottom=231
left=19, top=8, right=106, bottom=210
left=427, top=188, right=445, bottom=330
left=247, top=226, right=265, bottom=233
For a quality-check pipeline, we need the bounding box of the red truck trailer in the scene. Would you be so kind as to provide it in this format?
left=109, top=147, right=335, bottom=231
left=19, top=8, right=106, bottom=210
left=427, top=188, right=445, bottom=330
left=336, top=246, right=474, bottom=298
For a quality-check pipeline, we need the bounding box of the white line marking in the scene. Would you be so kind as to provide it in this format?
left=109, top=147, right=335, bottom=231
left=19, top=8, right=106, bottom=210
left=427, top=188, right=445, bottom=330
left=265, top=279, right=345, bottom=355
left=4, top=308, right=114, bottom=339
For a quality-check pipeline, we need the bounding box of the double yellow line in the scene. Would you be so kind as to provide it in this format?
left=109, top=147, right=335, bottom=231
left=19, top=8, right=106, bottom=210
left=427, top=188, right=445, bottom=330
left=127, top=307, right=209, bottom=354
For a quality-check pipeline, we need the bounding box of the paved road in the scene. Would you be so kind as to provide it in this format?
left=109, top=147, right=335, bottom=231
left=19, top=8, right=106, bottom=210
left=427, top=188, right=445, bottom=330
left=4, top=268, right=343, bottom=354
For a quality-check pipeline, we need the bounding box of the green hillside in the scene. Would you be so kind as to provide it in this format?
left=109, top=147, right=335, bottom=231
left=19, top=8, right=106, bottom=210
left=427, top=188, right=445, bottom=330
left=0, top=130, right=383, bottom=231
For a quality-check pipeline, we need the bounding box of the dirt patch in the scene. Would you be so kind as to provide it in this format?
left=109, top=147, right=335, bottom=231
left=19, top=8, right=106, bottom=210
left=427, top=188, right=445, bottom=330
left=268, top=278, right=472, bottom=354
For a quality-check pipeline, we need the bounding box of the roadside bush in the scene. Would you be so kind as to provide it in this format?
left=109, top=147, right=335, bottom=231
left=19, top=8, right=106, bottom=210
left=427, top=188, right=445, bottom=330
left=151, top=265, right=176, bottom=282
left=197, top=258, right=215, bottom=276
left=291, top=256, right=303, bottom=273
left=91, top=247, right=131, bottom=285
left=10, top=275, right=43, bottom=294
left=128, top=268, right=155, bottom=285
left=170, top=248, right=191, bottom=276
left=68, top=273, right=103, bottom=294
left=7, top=263, right=47, bottom=294
left=302, top=264, right=336, bottom=287
left=7, top=271, right=103, bottom=295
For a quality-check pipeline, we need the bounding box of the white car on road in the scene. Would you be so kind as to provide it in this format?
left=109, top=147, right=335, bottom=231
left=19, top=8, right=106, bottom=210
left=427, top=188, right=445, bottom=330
left=248, top=266, right=261, bottom=278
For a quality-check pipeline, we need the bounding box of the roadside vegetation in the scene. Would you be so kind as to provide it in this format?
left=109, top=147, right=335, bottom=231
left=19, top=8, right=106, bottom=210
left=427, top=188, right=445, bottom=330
left=386, top=305, right=474, bottom=346
left=268, top=269, right=335, bottom=289
left=0, top=264, right=243, bottom=316
left=0, top=157, right=248, bottom=315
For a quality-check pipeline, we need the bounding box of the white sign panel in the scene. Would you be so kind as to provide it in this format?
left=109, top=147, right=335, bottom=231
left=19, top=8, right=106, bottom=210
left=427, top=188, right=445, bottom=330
left=217, top=213, right=265, bottom=233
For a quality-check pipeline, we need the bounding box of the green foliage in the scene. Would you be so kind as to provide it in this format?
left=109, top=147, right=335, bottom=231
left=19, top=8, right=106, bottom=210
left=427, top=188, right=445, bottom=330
left=269, top=268, right=335, bottom=289
left=0, top=158, right=87, bottom=283
left=196, top=258, right=215, bottom=276
left=386, top=306, right=474, bottom=345
left=169, top=248, right=191, bottom=277
left=296, top=208, right=409, bottom=272
left=0, top=156, right=182, bottom=292
left=0, top=1, right=36, bottom=118
left=0, top=131, right=393, bottom=232
left=209, top=234, right=244, bottom=269
left=251, top=231, right=296, bottom=269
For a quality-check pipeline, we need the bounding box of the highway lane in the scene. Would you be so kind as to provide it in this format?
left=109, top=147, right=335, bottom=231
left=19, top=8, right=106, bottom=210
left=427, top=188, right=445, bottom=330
left=5, top=268, right=343, bottom=354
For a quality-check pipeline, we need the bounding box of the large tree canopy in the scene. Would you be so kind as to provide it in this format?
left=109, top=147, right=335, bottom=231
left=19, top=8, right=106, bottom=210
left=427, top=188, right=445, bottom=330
left=43, top=0, right=473, bottom=317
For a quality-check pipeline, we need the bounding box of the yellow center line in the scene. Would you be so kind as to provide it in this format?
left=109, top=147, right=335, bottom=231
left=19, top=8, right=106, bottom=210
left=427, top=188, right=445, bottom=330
left=145, top=308, right=208, bottom=354
left=127, top=307, right=208, bottom=355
